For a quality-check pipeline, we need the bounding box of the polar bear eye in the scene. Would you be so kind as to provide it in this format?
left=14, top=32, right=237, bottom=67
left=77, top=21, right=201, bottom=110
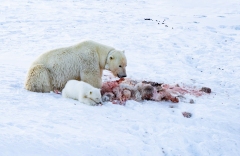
left=119, top=65, right=122, bottom=68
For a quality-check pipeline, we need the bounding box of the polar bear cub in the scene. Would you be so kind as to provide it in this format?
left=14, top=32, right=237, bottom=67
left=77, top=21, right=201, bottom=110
left=62, top=80, right=102, bottom=106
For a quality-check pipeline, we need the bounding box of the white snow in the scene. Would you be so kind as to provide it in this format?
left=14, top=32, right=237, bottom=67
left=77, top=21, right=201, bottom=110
left=0, top=0, right=240, bottom=155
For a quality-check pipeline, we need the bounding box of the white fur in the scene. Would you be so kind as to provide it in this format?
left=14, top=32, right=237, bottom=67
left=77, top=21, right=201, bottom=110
left=62, top=80, right=102, bottom=106
left=24, top=40, right=127, bottom=92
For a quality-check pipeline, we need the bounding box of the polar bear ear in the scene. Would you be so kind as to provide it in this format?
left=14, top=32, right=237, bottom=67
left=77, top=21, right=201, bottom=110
left=122, top=50, right=125, bottom=53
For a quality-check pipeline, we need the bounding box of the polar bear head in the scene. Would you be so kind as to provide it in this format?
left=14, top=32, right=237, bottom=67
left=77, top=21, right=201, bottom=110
left=87, top=88, right=102, bottom=105
left=105, top=50, right=127, bottom=78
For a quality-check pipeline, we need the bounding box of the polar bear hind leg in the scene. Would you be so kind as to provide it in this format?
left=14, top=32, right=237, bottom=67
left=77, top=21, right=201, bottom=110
left=24, top=64, right=52, bottom=92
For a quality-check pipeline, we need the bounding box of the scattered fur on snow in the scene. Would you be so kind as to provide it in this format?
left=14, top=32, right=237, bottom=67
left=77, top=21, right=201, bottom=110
left=182, top=112, right=192, bottom=118
left=101, top=78, right=211, bottom=105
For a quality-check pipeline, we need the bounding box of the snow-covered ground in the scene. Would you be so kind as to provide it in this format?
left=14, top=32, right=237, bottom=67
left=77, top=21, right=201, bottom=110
left=1, top=0, right=240, bottom=155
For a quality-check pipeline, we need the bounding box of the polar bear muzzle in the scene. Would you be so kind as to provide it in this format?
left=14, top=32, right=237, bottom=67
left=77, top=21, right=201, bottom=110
left=117, top=73, right=127, bottom=78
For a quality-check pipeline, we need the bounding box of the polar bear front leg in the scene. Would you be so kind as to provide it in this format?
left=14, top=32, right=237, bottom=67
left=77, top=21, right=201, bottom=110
left=81, top=70, right=102, bottom=89
left=78, top=95, right=97, bottom=106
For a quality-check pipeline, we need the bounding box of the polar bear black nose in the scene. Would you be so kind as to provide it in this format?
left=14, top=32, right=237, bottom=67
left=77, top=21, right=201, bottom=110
left=118, top=74, right=127, bottom=78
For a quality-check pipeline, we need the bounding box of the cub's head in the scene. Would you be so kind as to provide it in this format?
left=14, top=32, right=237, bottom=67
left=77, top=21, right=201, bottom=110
left=88, top=88, right=102, bottom=105
left=105, top=50, right=127, bottom=78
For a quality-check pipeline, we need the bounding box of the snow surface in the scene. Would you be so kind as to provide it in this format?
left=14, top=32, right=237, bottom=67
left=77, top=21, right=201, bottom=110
left=1, top=0, right=240, bottom=155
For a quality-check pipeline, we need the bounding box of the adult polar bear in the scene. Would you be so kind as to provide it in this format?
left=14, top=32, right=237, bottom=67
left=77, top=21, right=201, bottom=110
left=24, top=40, right=127, bottom=92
